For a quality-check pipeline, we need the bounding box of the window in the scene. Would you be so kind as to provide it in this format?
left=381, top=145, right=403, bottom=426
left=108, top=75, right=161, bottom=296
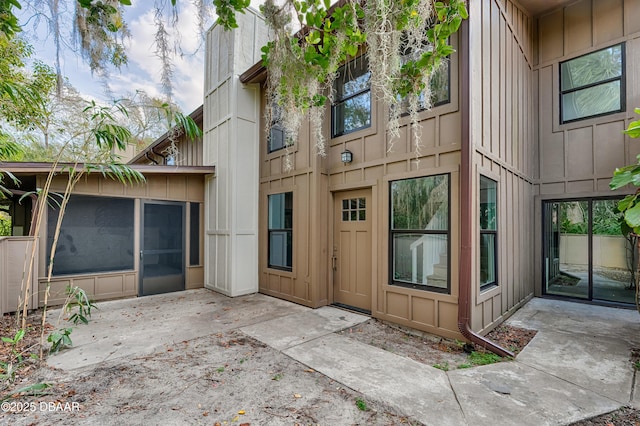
left=479, top=176, right=497, bottom=290
left=268, top=192, right=293, bottom=271
left=268, top=103, right=286, bottom=153
left=47, top=195, right=134, bottom=276
left=560, top=43, right=624, bottom=123
left=332, top=57, right=371, bottom=137
left=390, top=174, right=449, bottom=292
left=342, top=197, right=366, bottom=221
left=189, top=203, right=200, bottom=266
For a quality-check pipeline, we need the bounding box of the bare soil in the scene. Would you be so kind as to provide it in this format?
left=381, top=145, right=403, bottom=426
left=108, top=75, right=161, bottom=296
left=2, top=311, right=632, bottom=425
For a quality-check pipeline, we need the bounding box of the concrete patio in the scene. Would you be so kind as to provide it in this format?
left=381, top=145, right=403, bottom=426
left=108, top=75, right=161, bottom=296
left=46, top=289, right=640, bottom=425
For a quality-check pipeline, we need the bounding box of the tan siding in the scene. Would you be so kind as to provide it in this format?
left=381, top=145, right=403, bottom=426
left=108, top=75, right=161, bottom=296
left=471, top=0, right=535, bottom=333
left=258, top=28, right=465, bottom=337
left=564, top=0, right=592, bottom=55
left=536, top=0, right=639, bottom=195
left=594, top=0, right=624, bottom=45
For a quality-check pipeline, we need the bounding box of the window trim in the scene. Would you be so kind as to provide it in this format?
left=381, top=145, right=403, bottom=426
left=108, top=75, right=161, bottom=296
left=388, top=173, right=451, bottom=294
left=267, top=191, right=293, bottom=272
left=479, top=175, right=498, bottom=291
left=331, top=57, right=372, bottom=138
left=559, top=43, right=626, bottom=124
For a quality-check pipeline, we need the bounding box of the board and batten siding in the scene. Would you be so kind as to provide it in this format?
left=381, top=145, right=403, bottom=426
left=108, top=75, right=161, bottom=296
left=259, top=30, right=467, bottom=338
left=203, top=9, right=266, bottom=297
left=536, top=0, right=640, bottom=195
left=469, top=0, right=536, bottom=334
left=533, top=0, right=640, bottom=296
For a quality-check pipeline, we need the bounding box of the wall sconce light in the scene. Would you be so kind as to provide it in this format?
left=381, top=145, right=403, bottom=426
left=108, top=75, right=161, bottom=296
left=341, top=149, right=353, bottom=164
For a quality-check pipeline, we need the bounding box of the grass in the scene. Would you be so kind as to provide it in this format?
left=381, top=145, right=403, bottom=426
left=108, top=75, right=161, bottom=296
left=468, top=351, right=503, bottom=366
left=432, top=362, right=449, bottom=371
left=355, top=398, right=368, bottom=411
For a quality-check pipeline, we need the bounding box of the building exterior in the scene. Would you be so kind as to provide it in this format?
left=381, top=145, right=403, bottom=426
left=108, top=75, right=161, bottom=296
left=205, top=0, right=640, bottom=342
left=2, top=0, right=638, bottom=346
left=0, top=106, right=212, bottom=313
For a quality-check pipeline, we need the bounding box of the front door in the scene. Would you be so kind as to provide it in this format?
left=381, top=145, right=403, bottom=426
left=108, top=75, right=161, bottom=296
left=140, top=201, right=185, bottom=296
left=333, top=189, right=372, bottom=312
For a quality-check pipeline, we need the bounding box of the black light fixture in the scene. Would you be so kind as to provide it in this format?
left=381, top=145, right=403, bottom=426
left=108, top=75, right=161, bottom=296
left=341, top=149, right=353, bottom=164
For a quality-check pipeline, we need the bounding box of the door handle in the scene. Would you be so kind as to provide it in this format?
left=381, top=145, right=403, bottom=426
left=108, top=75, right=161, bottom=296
left=140, top=250, right=143, bottom=260
left=332, top=256, right=337, bottom=270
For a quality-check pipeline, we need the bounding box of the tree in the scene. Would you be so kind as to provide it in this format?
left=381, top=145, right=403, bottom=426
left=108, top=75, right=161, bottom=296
left=1, top=1, right=467, bottom=156
left=610, top=109, right=640, bottom=312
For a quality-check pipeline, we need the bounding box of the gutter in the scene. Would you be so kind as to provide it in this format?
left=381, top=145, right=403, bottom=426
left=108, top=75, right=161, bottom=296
left=457, top=14, right=514, bottom=358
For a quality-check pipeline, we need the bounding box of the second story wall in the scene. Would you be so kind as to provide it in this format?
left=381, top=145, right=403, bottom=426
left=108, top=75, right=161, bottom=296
left=535, top=0, right=640, bottom=196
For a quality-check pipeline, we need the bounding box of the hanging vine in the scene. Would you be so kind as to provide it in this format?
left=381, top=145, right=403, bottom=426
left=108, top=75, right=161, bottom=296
left=254, top=0, right=467, bottom=164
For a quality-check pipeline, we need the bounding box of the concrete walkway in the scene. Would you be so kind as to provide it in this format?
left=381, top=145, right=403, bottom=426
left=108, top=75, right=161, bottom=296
left=48, top=290, right=640, bottom=425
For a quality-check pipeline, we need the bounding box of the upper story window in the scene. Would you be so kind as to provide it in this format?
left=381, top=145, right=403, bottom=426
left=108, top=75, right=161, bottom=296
left=332, top=57, right=371, bottom=138
left=268, top=103, right=286, bottom=153
left=397, top=33, right=451, bottom=112
left=390, top=174, right=450, bottom=293
left=560, top=43, right=625, bottom=123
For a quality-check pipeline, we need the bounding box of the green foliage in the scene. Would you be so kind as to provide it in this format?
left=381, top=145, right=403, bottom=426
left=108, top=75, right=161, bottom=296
left=0, top=382, right=51, bottom=402
left=468, top=351, right=503, bottom=366
left=355, top=397, right=368, bottom=411
left=47, top=327, right=72, bottom=353
left=64, top=286, right=97, bottom=326
left=48, top=286, right=97, bottom=353
left=213, top=0, right=251, bottom=29
left=611, top=109, right=640, bottom=235
left=0, top=327, right=38, bottom=385
left=433, top=362, right=449, bottom=371
left=0, top=0, right=22, bottom=38
left=0, top=208, right=11, bottom=236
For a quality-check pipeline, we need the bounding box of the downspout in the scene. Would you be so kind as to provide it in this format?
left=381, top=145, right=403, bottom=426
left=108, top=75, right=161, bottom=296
left=457, top=14, right=514, bottom=358
left=145, top=152, right=159, bottom=165
left=152, top=147, right=167, bottom=165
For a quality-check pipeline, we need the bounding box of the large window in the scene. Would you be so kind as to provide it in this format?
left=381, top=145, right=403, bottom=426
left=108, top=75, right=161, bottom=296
left=560, top=43, right=624, bottom=123
left=332, top=57, right=371, bottom=137
left=479, top=176, right=497, bottom=290
left=390, top=174, right=450, bottom=292
left=47, top=195, right=134, bottom=276
left=268, top=192, right=293, bottom=271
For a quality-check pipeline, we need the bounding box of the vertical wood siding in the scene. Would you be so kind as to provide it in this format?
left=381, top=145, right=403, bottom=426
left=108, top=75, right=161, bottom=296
left=470, top=0, right=536, bottom=333
left=536, top=0, right=640, bottom=195
left=259, top=31, right=466, bottom=338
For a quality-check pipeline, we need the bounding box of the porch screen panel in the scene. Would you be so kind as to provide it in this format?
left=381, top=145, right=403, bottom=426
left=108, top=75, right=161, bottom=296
left=47, top=195, right=134, bottom=276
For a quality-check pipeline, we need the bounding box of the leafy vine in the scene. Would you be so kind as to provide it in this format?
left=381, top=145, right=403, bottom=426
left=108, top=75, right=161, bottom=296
left=251, top=0, right=468, bottom=165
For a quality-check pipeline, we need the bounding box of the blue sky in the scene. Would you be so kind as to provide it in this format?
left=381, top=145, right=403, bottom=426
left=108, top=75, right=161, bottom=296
left=20, top=1, right=264, bottom=114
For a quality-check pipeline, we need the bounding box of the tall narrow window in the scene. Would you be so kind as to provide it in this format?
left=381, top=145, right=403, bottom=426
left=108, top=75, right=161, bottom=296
left=268, top=192, right=293, bottom=271
left=332, top=57, right=371, bottom=137
left=268, top=103, right=286, bottom=153
left=390, top=174, right=450, bottom=293
left=560, top=43, right=624, bottom=123
left=479, top=176, right=497, bottom=290
left=189, top=203, right=200, bottom=266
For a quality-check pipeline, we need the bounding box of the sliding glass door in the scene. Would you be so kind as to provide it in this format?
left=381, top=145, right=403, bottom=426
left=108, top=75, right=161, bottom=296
left=543, top=198, right=635, bottom=305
